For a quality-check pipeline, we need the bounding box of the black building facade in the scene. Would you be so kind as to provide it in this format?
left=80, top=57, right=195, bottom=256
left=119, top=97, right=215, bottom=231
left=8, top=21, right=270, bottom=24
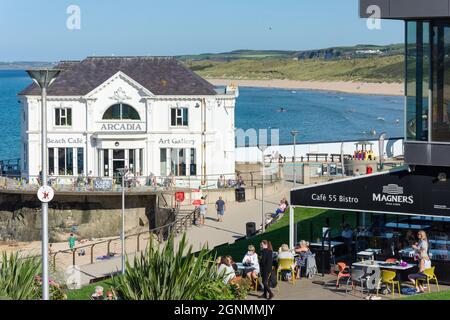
left=290, top=0, right=450, bottom=284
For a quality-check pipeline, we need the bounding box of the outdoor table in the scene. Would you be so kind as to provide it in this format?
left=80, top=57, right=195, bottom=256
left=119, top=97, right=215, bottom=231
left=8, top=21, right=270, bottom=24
left=357, top=251, right=374, bottom=261
left=352, top=260, right=415, bottom=271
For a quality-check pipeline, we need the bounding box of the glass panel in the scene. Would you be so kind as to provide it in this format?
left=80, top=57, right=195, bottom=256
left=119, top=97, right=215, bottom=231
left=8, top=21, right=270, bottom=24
left=406, top=21, right=430, bottom=141
left=67, top=109, right=72, bottom=126
left=432, top=24, right=450, bottom=142
left=55, top=109, right=60, bottom=126
left=179, top=149, right=186, bottom=176
left=171, top=148, right=179, bottom=175
left=160, top=148, right=167, bottom=176
left=103, top=149, right=109, bottom=177
left=129, top=149, right=135, bottom=173
left=183, top=108, right=189, bottom=126
left=66, top=148, right=73, bottom=175
left=122, top=104, right=140, bottom=120
left=190, top=148, right=196, bottom=176
left=58, top=148, right=65, bottom=175
left=48, top=148, right=54, bottom=175
left=103, top=105, right=121, bottom=120
left=171, top=108, right=176, bottom=126
left=77, top=148, right=84, bottom=174
left=113, top=149, right=125, bottom=160
left=139, top=149, right=143, bottom=175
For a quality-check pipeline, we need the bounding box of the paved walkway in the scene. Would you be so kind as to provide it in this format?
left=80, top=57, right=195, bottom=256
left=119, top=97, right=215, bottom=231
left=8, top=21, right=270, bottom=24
left=75, top=182, right=293, bottom=285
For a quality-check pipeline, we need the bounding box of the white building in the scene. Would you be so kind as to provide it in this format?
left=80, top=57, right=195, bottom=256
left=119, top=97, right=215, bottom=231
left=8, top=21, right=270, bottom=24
left=19, top=57, right=238, bottom=185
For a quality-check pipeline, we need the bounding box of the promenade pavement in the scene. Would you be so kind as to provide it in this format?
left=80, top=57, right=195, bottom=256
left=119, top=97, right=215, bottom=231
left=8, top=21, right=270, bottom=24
left=75, top=182, right=293, bottom=285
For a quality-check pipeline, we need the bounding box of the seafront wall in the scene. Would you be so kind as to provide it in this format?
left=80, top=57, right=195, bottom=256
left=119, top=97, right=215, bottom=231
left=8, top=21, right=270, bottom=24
left=235, top=138, right=404, bottom=163
left=0, top=191, right=166, bottom=242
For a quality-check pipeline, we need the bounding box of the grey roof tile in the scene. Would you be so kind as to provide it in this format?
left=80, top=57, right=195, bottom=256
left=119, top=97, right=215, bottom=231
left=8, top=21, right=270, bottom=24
left=19, top=56, right=217, bottom=96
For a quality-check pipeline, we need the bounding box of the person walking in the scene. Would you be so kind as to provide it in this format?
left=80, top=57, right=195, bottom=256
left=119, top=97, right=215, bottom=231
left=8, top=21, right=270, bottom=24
left=259, top=240, right=274, bottom=300
left=215, top=196, right=226, bottom=222
left=198, top=197, right=207, bottom=226
left=68, top=233, right=76, bottom=252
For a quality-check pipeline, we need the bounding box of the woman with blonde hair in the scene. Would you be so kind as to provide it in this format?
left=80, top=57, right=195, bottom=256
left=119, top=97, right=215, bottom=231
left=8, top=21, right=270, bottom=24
left=408, top=230, right=432, bottom=293
left=242, top=244, right=260, bottom=285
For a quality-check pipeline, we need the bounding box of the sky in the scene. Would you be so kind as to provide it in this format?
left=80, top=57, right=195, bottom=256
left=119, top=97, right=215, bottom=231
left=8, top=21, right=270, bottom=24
left=0, top=0, right=404, bottom=61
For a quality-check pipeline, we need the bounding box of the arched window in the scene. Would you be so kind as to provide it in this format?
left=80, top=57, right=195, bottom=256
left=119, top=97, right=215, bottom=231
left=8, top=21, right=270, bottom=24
left=102, top=103, right=140, bottom=120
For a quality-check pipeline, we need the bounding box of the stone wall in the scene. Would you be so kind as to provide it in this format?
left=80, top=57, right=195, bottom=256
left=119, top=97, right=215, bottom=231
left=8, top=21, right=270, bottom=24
left=0, top=192, right=167, bottom=242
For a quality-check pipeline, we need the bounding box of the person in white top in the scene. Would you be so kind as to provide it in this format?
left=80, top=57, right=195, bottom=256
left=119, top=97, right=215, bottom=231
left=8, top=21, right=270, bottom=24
left=277, top=244, right=294, bottom=260
left=218, top=256, right=236, bottom=284
left=277, top=244, right=296, bottom=279
left=242, top=245, right=260, bottom=283
left=408, top=230, right=432, bottom=293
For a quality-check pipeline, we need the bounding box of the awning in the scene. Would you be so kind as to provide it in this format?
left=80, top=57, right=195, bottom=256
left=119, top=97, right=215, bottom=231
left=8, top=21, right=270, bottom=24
left=288, top=166, right=450, bottom=247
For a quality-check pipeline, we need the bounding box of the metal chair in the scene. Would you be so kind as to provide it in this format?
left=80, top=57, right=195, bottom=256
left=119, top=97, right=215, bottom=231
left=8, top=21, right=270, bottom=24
left=346, top=266, right=369, bottom=295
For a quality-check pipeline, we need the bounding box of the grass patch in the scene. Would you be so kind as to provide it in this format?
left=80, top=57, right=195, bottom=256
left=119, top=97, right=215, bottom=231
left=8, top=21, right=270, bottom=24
left=401, top=290, right=450, bottom=300
left=211, top=207, right=356, bottom=261
left=66, top=278, right=113, bottom=300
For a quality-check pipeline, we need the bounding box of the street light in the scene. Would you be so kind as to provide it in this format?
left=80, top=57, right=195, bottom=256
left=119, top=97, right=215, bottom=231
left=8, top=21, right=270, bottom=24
left=117, top=167, right=128, bottom=275
left=290, top=130, right=299, bottom=188
left=26, top=69, right=61, bottom=301
left=257, top=144, right=268, bottom=233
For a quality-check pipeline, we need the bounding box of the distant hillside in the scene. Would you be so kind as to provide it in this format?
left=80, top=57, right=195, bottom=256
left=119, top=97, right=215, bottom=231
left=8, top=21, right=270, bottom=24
left=185, top=54, right=404, bottom=83
left=177, top=44, right=404, bottom=62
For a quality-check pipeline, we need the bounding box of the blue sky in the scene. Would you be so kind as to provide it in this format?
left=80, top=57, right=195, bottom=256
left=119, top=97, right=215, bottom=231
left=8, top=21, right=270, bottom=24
left=0, top=0, right=403, bottom=61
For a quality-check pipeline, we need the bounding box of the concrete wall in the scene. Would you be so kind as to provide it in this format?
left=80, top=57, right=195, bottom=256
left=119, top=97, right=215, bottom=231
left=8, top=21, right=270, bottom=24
left=0, top=191, right=171, bottom=242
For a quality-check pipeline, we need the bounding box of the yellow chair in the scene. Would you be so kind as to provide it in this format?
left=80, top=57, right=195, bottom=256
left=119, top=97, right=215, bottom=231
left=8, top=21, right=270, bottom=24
left=277, top=258, right=295, bottom=291
left=377, top=270, right=401, bottom=298
left=417, top=267, right=440, bottom=293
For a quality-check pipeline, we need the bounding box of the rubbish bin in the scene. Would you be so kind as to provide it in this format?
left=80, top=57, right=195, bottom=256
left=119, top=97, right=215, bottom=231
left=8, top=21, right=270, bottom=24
left=235, top=188, right=246, bottom=202
left=246, top=222, right=256, bottom=238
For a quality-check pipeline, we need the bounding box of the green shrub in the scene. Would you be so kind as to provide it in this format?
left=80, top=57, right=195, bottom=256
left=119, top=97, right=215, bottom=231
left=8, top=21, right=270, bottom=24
left=112, top=234, right=223, bottom=300
left=0, top=252, right=41, bottom=300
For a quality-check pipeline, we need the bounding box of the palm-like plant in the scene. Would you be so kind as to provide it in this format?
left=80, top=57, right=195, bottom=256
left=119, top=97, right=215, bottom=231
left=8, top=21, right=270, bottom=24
left=0, top=252, right=41, bottom=300
left=112, top=234, right=222, bottom=300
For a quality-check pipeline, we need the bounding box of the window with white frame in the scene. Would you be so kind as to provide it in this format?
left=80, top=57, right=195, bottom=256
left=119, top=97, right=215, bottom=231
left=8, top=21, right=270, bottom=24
left=170, top=107, right=188, bottom=126
left=55, top=108, right=72, bottom=126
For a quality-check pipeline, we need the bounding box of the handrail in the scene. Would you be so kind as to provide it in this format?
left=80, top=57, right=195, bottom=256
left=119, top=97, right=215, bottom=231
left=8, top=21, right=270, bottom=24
left=50, top=221, right=177, bottom=271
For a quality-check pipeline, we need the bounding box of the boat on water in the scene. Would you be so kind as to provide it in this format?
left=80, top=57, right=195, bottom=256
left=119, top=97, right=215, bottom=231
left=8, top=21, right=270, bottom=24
left=377, top=117, right=385, bottom=121
left=277, top=107, right=288, bottom=112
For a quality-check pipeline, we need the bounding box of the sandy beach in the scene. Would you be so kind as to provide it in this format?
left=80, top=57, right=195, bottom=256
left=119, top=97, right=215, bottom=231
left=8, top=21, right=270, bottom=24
left=207, top=79, right=404, bottom=96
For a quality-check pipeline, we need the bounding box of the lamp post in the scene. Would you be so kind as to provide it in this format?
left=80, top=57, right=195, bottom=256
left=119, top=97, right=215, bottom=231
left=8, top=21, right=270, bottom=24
left=26, top=69, right=61, bottom=301
left=117, top=167, right=128, bottom=275
left=290, top=130, right=299, bottom=188
left=257, top=144, right=268, bottom=233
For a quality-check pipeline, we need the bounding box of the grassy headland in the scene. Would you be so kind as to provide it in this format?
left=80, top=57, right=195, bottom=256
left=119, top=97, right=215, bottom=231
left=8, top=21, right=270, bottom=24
left=185, top=54, right=404, bottom=84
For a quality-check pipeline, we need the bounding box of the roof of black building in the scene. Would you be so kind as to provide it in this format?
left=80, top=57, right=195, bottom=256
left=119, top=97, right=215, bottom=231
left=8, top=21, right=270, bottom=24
left=19, top=56, right=218, bottom=96
left=360, top=0, right=450, bottom=19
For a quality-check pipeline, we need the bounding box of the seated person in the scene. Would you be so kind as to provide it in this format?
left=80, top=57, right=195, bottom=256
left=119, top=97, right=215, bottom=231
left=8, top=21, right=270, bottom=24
left=277, top=244, right=295, bottom=280
left=341, top=224, right=354, bottom=256
left=91, top=286, right=105, bottom=300
left=294, top=240, right=312, bottom=279
left=218, top=256, right=237, bottom=284
left=272, top=199, right=288, bottom=218
left=242, top=245, right=260, bottom=286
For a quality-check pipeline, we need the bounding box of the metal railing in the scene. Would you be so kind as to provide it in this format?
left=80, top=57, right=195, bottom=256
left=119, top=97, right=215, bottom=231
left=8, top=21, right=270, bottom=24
left=48, top=208, right=197, bottom=271
left=0, top=169, right=282, bottom=193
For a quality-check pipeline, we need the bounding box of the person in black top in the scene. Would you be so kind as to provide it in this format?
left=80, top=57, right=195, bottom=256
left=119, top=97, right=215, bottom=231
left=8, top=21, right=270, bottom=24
left=259, top=240, right=274, bottom=300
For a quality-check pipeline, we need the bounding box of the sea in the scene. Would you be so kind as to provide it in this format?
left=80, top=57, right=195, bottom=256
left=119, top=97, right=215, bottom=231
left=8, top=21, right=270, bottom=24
left=0, top=70, right=404, bottom=160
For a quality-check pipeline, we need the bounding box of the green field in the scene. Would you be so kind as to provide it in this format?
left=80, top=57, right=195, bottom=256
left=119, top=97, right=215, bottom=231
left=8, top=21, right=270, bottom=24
left=401, top=290, right=450, bottom=300
left=185, top=55, right=404, bottom=83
